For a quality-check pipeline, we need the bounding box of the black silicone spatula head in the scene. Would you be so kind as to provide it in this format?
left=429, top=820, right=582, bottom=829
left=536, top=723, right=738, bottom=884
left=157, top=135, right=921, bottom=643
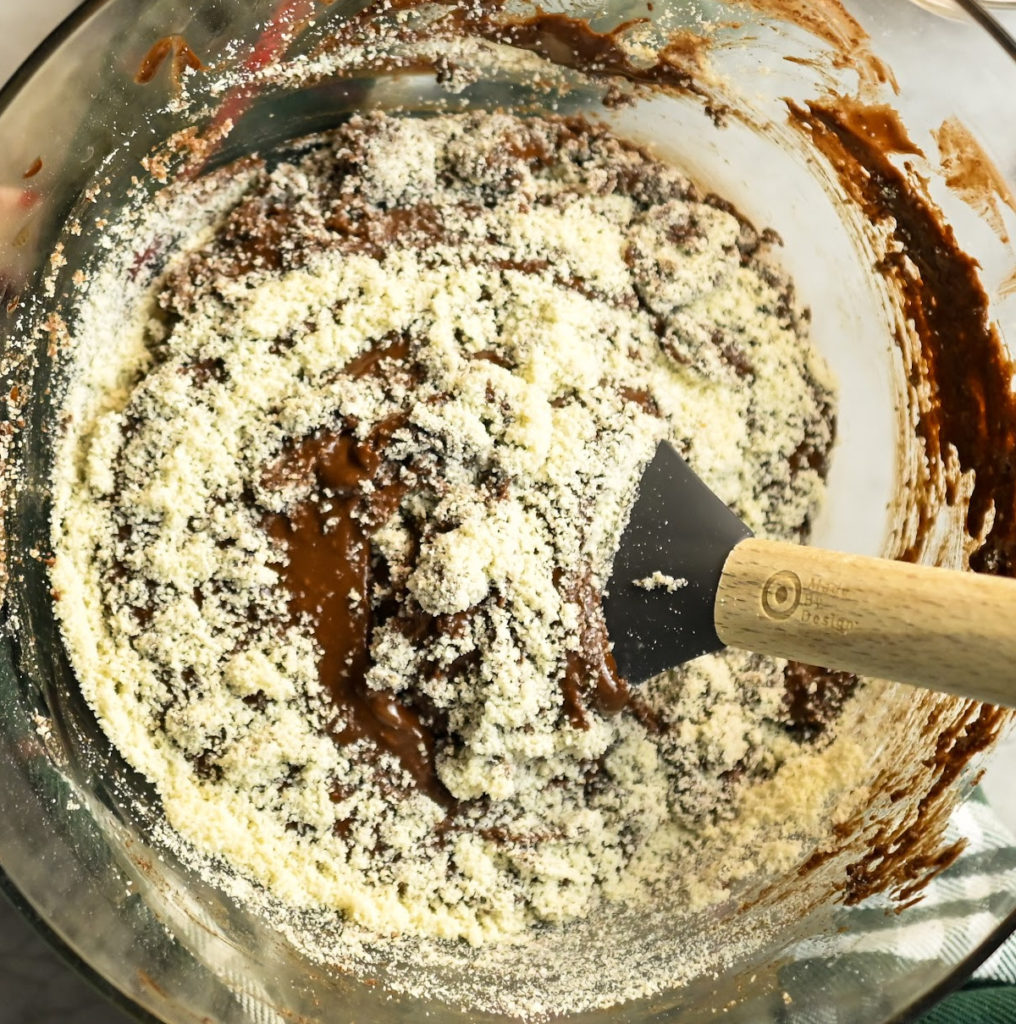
left=603, top=441, right=752, bottom=685
left=604, top=440, right=1016, bottom=704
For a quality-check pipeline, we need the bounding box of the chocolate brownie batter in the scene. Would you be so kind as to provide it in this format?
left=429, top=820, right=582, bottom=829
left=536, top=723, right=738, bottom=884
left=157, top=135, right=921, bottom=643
left=24, top=0, right=1015, bottom=1018
left=52, top=113, right=836, bottom=946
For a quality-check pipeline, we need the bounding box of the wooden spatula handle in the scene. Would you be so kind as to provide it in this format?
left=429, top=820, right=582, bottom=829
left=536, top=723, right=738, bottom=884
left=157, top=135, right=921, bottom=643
left=715, top=537, right=1016, bottom=704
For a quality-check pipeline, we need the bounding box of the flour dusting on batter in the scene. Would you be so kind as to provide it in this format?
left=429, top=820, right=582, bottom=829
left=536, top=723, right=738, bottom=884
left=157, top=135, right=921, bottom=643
left=51, top=111, right=837, bottom=971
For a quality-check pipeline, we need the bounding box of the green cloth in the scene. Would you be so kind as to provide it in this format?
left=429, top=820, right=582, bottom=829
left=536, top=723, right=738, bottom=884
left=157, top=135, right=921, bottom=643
left=779, top=789, right=1016, bottom=1022
left=916, top=792, right=1016, bottom=1023
left=920, top=983, right=1016, bottom=1023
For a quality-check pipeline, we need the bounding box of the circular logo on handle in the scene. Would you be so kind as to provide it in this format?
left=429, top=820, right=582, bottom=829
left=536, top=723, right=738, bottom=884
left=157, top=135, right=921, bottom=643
left=761, top=570, right=802, bottom=620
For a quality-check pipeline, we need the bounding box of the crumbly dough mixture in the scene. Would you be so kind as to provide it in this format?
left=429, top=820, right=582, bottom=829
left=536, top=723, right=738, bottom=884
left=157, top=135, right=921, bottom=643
left=51, top=112, right=836, bottom=947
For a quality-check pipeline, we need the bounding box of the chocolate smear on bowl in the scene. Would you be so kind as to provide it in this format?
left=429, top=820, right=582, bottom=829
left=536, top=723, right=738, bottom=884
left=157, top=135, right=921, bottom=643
left=787, top=97, right=1016, bottom=578
left=780, top=95, right=1016, bottom=908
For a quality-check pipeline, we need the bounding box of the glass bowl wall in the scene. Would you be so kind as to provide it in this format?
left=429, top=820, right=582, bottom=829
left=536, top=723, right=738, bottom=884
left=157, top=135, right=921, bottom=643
left=1, top=1, right=1015, bottom=1022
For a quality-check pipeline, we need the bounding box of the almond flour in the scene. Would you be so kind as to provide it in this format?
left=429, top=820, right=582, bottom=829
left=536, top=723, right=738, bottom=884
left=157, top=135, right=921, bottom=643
left=50, top=111, right=839, bottom=1006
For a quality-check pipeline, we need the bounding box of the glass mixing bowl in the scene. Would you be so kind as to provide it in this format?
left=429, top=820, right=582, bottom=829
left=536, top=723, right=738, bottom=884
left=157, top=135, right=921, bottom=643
left=2, top=1, right=1016, bottom=1021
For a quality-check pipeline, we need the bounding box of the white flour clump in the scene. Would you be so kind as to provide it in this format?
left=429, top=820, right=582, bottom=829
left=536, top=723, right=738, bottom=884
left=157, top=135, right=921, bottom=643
left=51, top=112, right=838, bottom=966
left=634, top=571, right=689, bottom=592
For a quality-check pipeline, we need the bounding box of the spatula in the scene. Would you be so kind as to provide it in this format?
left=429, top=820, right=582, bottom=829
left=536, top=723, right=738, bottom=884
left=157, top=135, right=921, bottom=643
left=603, top=441, right=1016, bottom=705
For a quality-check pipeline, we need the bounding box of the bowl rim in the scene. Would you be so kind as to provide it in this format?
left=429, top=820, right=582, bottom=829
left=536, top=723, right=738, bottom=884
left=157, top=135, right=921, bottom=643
left=3, top=2, right=1016, bottom=1023
left=0, top=862, right=162, bottom=1024
left=0, top=0, right=109, bottom=123
left=953, top=0, right=1016, bottom=55
left=888, top=902, right=1016, bottom=1022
